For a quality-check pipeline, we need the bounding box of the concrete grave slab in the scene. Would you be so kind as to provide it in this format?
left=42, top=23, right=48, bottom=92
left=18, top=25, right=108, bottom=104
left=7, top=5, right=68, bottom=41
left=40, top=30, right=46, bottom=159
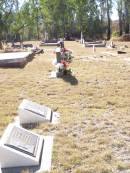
left=0, top=52, right=33, bottom=67
left=85, top=41, right=106, bottom=47
left=0, top=123, right=53, bottom=173
left=18, top=99, right=60, bottom=125
left=40, top=42, right=58, bottom=46
left=40, top=40, right=58, bottom=46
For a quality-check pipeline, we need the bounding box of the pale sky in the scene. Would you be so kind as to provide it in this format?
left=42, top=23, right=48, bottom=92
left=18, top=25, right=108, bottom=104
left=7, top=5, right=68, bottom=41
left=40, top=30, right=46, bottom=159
left=111, top=6, right=118, bottom=20
left=19, top=0, right=26, bottom=7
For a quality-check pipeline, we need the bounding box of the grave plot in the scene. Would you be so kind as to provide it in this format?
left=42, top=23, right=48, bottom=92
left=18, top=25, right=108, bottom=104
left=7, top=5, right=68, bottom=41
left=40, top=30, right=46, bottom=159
left=0, top=123, right=53, bottom=173
left=40, top=40, right=58, bottom=46
left=0, top=52, right=34, bottom=68
left=85, top=41, right=106, bottom=47
left=40, top=40, right=64, bottom=47
left=85, top=41, right=103, bottom=44
left=18, top=99, right=60, bottom=125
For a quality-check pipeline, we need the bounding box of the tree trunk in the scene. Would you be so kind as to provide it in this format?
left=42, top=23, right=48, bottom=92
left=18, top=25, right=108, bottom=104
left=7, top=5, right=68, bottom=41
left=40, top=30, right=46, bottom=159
left=124, top=1, right=129, bottom=34
left=0, top=41, right=2, bottom=49
left=106, top=0, right=111, bottom=40
left=118, top=0, right=123, bottom=36
left=119, top=14, right=123, bottom=36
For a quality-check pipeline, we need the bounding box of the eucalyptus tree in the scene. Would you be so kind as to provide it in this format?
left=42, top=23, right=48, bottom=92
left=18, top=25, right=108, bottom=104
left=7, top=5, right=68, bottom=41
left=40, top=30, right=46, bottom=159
left=106, top=0, right=112, bottom=39
left=117, top=0, right=130, bottom=35
left=87, top=0, right=102, bottom=38
left=9, top=0, right=42, bottom=40
left=117, top=0, right=123, bottom=36
left=40, top=0, right=76, bottom=38
left=74, top=0, right=89, bottom=35
left=0, top=0, right=18, bottom=48
left=124, top=0, right=130, bottom=34
left=97, top=0, right=113, bottom=40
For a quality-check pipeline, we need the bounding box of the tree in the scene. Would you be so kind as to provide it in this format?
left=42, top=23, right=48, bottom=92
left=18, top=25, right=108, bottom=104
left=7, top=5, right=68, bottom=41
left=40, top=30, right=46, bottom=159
left=124, top=0, right=129, bottom=34
left=0, top=0, right=18, bottom=48
left=117, top=0, right=123, bottom=36
left=0, top=0, right=116, bottom=43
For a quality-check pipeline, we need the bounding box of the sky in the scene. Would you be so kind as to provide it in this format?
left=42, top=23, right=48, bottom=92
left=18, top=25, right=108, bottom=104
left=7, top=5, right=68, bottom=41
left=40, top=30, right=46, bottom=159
left=19, top=0, right=25, bottom=7
left=111, top=5, right=118, bottom=20
left=111, top=11, right=118, bottom=20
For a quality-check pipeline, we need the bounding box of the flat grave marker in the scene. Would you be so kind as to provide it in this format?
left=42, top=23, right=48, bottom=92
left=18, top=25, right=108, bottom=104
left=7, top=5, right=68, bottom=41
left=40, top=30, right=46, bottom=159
left=18, top=99, right=60, bottom=125
left=0, top=123, right=53, bottom=173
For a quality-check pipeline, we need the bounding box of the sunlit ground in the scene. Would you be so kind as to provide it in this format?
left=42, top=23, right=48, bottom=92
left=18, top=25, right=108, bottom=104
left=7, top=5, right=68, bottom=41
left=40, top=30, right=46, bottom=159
left=0, top=41, right=130, bottom=173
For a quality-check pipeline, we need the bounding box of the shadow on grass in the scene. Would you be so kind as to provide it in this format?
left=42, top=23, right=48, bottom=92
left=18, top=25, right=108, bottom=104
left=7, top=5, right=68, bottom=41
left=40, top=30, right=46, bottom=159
left=62, top=73, right=78, bottom=85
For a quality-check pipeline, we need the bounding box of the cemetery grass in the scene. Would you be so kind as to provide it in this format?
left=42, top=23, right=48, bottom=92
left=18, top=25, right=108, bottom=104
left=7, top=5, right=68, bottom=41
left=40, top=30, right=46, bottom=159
left=0, top=41, right=130, bottom=173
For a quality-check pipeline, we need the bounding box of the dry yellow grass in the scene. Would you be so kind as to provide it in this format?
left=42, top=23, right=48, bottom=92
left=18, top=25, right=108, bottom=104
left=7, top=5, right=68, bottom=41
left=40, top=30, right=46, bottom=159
left=0, top=41, right=130, bottom=173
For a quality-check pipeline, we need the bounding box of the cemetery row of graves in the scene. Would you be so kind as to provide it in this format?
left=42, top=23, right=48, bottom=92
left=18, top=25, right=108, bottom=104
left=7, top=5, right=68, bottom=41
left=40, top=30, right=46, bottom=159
left=0, top=38, right=75, bottom=173
left=0, top=0, right=130, bottom=172
left=0, top=38, right=130, bottom=173
left=0, top=98, right=60, bottom=173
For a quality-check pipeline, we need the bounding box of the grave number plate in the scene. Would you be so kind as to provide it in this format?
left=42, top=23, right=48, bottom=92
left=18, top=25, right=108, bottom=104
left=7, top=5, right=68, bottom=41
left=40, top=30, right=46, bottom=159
left=24, top=101, right=51, bottom=119
left=5, top=127, right=40, bottom=157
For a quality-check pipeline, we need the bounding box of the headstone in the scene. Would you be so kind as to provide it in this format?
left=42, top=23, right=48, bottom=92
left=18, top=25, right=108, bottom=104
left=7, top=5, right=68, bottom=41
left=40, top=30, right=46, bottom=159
left=18, top=99, right=60, bottom=125
left=5, top=126, right=39, bottom=157
left=0, top=123, right=53, bottom=172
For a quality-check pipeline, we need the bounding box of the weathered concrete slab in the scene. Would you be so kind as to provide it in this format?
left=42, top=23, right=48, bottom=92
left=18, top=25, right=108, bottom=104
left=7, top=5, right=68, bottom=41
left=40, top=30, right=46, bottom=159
left=0, top=52, right=33, bottom=67
left=40, top=42, right=58, bottom=46
left=85, top=42, right=106, bottom=47
left=40, top=40, right=63, bottom=46
left=85, top=41, right=103, bottom=44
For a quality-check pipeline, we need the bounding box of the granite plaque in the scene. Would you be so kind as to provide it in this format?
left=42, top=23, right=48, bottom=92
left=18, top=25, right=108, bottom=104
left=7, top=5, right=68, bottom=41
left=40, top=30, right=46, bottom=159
left=24, top=101, right=52, bottom=119
left=4, top=127, right=40, bottom=157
